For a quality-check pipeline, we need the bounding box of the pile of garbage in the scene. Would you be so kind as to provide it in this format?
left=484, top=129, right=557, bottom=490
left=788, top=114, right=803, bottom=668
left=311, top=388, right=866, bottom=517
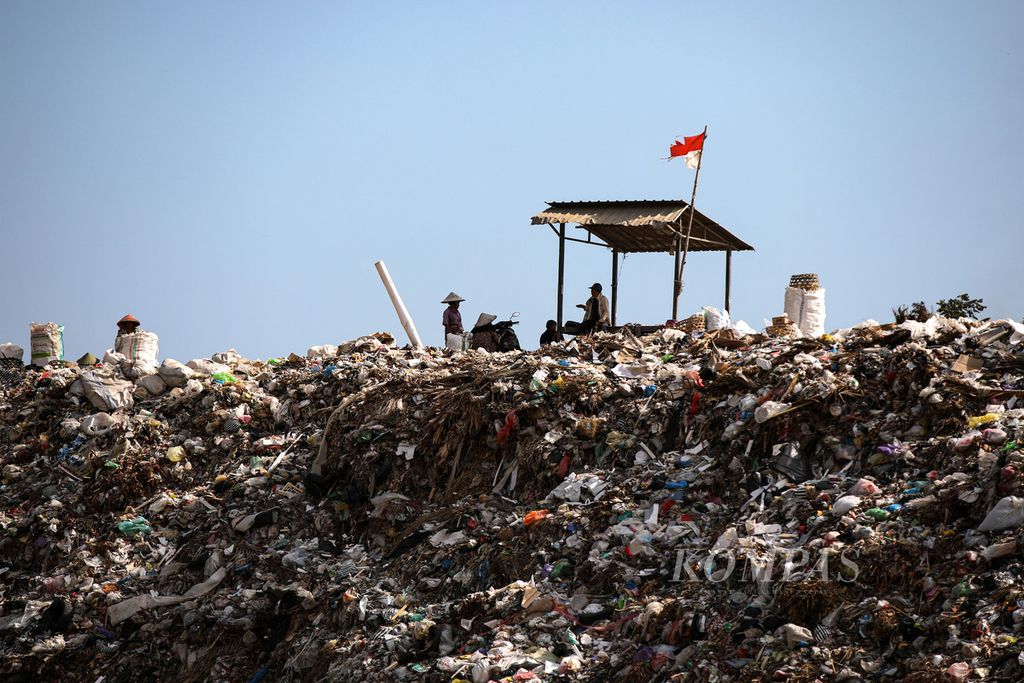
left=2, top=316, right=1024, bottom=682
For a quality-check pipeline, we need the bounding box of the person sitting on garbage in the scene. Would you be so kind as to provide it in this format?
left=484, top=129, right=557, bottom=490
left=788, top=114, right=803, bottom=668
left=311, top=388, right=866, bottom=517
left=112, top=314, right=160, bottom=368
left=441, top=292, right=465, bottom=349
left=576, top=283, right=610, bottom=335
left=117, top=314, right=142, bottom=337
left=470, top=313, right=499, bottom=352
left=539, top=319, right=564, bottom=346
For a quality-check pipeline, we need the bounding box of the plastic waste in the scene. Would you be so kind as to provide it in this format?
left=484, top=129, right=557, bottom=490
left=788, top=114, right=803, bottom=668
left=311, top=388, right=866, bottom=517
left=754, top=401, right=790, bottom=423
left=977, top=496, right=1024, bottom=532
left=832, top=495, right=862, bottom=516
left=117, top=517, right=151, bottom=536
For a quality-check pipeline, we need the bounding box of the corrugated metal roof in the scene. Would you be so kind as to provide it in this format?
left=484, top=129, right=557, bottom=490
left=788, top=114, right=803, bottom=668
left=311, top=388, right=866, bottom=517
left=531, top=200, right=753, bottom=253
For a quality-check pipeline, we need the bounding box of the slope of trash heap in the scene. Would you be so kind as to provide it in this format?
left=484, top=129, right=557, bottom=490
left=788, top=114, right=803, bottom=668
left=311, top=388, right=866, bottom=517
left=2, top=317, right=1024, bottom=682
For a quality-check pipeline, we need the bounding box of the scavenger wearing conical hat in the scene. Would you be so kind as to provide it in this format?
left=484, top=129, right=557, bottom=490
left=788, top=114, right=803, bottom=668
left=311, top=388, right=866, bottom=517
left=77, top=352, right=98, bottom=366
left=474, top=313, right=497, bottom=328
left=118, top=314, right=140, bottom=326
left=440, top=292, right=465, bottom=304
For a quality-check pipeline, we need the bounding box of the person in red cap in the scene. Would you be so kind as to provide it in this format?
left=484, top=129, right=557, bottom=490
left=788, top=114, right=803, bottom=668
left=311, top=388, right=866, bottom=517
left=117, top=314, right=141, bottom=337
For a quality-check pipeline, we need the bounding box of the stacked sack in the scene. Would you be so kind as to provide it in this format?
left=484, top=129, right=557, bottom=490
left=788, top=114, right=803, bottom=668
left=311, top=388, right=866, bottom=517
left=783, top=273, right=826, bottom=337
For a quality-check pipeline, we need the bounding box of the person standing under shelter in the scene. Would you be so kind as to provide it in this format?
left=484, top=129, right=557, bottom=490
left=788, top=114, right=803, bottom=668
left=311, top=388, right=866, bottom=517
left=441, top=292, right=465, bottom=349
left=576, top=283, right=610, bottom=335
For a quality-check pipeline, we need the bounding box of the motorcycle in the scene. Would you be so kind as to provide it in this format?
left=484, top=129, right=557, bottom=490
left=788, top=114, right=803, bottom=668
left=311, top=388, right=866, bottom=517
left=470, top=312, right=521, bottom=352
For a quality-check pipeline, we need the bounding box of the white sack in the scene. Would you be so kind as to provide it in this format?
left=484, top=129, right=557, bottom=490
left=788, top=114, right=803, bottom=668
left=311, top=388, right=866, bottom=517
left=186, top=358, right=230, bottom=376
left=732, top=320, right=757, bottom=336
left=446, top=333, right=470, bottom=351
left=103, top=350, right=128, bottom=366
left=783, top=288, right=804, bottom=328
left=122, top=361, right=158, bottom=380
left=136, top=374, right=167, bottom=396
left=783, top=287, right=827, bottom=338
left=800, top=288, right=827, bottom=337
left=307, top=344, right=338, bottom=358
left=114, top=331, right=159, bottom=367
left=158, top=359, right=194, bottom=388
left=211, top=349, right=241, bottom=364
left=0, top=343, right=23, bottom=361
left=702, top=306, right=731, bottom=332
left=79, top=367, right=134, bottom=412
left=29, top=322, right=64, bottom=366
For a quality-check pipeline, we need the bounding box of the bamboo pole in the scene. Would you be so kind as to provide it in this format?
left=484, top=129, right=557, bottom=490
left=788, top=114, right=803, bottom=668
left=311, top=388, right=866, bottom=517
left=675, top=125, right=707, bottom=316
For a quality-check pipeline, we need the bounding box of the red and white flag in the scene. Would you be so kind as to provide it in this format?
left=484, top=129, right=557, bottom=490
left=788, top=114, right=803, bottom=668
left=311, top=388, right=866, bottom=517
left=669, top=132, right=705, bottom=169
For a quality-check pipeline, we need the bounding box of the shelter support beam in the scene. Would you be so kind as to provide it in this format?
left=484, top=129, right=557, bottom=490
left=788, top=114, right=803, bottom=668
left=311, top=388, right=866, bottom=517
left=557, top=223, right=566, bottom=330
left=725, top=249, right=732, bottom=314
left=611, top=248, right=618, bottom=326
left=672, top=235, right=682, bottom=320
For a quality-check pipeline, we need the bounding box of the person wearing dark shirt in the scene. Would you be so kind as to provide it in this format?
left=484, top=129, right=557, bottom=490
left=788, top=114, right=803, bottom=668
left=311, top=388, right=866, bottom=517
left=441, top=292, right=466, bottom=350
left=539, top=320, right=564, bottom=346
left=576, top=283, right=610, bottom=335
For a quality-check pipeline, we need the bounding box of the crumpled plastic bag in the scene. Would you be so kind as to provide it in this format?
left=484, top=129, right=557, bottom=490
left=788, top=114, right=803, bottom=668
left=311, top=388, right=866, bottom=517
left=755, top=401, right=790, bottom=424
left=978, top=496, right=1024, bottom=532
left=80, top=412, right=119, bottom=437
left=547, top=472, right=608, bottom=503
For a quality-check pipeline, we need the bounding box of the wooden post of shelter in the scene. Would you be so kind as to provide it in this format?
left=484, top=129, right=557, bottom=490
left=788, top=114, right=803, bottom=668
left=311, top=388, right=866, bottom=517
left=724, top=248, right=732, bottom=314
left=671, top=234, right=682, bottom=320
left=556, top=223, right=566, bottom=330
left=611, top=248, right=619, bottom=326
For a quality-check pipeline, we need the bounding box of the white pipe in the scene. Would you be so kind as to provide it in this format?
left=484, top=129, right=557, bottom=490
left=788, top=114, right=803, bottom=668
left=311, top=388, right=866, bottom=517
left=374, top=260, right=424, bottom=349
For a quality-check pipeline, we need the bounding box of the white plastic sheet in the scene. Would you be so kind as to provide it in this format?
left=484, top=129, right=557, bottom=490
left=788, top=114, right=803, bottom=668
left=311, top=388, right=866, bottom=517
left=978, top=496, right=1024, bottom=532
left=107, top=568, right=227, bottom=625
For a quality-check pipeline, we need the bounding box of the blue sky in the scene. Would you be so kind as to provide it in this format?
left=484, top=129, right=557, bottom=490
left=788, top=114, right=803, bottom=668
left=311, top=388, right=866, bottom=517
left=1, top=2, right=1021, bottom=361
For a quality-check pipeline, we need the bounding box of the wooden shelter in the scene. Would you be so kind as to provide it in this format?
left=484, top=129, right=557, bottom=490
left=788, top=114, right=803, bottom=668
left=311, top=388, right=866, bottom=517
left=530, top=200, right=754, bottom=328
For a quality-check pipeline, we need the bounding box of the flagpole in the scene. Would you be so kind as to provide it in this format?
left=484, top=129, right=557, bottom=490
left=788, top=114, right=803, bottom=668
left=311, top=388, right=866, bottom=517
left=674, top=124, right=707, bottom=317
